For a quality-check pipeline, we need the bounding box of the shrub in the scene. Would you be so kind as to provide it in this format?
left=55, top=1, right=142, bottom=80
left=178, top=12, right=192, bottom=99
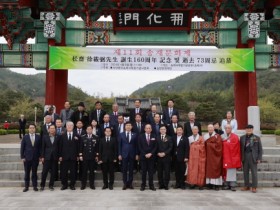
left=261, top=130, right=275, bottom=135
left=0, top=129, right=7, bottom=135
left=275, top=130, right=280, bottom=136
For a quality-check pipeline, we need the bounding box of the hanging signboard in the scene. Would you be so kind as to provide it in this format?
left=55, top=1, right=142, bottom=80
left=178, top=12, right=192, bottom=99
left=49, top=46, right=255, bottom=72
left=112, top=9, right=193, bottom=32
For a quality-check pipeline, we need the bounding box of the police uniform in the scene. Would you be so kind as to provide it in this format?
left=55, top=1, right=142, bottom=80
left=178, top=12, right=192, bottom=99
left=79, top=134, right=99, bottom=189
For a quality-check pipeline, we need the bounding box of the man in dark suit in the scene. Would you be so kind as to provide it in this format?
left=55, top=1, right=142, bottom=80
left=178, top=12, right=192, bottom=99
left=19, top=114, right=26, bottom=139
left=114, top=115, right=125, bottom=138
left=109, top=103, right=119, bottom=127
left=138, top=124, right=157, bottom=191
left=173, top=125, right=190, bottom=189
left=40, top=125, right=59, bottom=191
left=55, top=118, right=66, bottom=136
left=73, top=120, right=86, bottom=180
left=90, top=101, right=106, bottom=126
left=118, top=122, right=138, bottom=190
left=157, top=125, right=173, bottom=190
left=129, top=99, right=146, bottom=123
left=20, top=124, right=41, bottom=192
left=100, top=114, right=115, bottom=138
left=132, top=113, right=145, bottom=136
left=240, top=124, right=263, bottom=193
left=99, top=127, right=118, bottom=190
left=79, top=125, right=99, bottom=190
left=162, top=99, right=180, bottom=126
left=59, top=121, right=80, bottom=190
left=167, top=115, right=180, bottom=137
left=146, top=104, right=158, bottom=124
left=70, top=102, right=89, bottom=129
left=184, top=112, right=202, bottom=137
left=151, top=113, right=164, bottom=138
left=40, top=115, right=53, bottom=138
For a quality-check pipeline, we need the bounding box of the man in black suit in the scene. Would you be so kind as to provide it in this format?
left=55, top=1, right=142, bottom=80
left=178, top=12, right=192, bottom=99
left=173, top=125, right=190, bottom=189
left=73, top=120, right=86, bottom=180
left=40, top=125, right=59, bottom=191
left=109, top=103, right=119, bottom=127
left=19, top=114, right=26, bottom=139
left=90, top=101, right=106, bottom=126
left=114, top=114, right=125, bottom=138
left=167, top=115, right=180, bottom=138
left=129, top=99, right=146, bottom=123
left=79, top=125, right=99, bottom=190
left=146, top=104, right=157, bottom=124
left=59, top=121, right=80, bottom=190
left=138, top=124, right=157, bottom=191
left=162, top=99, right=180, bottom=126
left=184, top=112, right=202, bottom=137
left=20, top=124, right=41, bottom=192
left=118, top=122, right=139, bottom=190
left=71, top=102, right=89, bottom=129
left=151, top=113, right=164, bottom=138
left=55, top=118, right=66, bottom=136
left=99, top=127, right=118, bottom=190
left=100, top=114, right=115, bottom=138
left=40, top=115, right=52, bottom=138
left=132, top=113, right=145, bottom=136
left=157, top=125, right=173, bottom=190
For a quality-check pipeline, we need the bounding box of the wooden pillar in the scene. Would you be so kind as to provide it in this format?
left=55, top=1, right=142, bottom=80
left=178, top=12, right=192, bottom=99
left=45, top=29, right=68, bottom=113
left=234, top=30, right=257, bottom=129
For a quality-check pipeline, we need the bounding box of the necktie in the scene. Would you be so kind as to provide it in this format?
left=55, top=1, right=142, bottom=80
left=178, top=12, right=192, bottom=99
left=78, top=129, right=81, bottom=135
left=161, top=135, right=164, bottom=141
left=68, top=134, right=71, bottom=141
left=138, top=123, right=141, bottom=132
left=174, top=124, right=177, bottom=133
left=57, top=128, right=61, bottom=135
left=50, top=136, right=54, bottom=144
left=97, top=110, right=100, bottom=121
left=31, top=134, right=35, bottom=146
left=136, top=108, right=139, bottom=114
left=169, top=109, right=172, bottom=117
left=79, top=112, right=82, bottom=120
left=106, top=137, right=109, bottom=143
left=126, top=132, right=129, bottom=141
left=147, top=134, right=150, bottom=145
left=114, top=112, right=117, bottom=116
left=118, top=124, right=121, bottom=132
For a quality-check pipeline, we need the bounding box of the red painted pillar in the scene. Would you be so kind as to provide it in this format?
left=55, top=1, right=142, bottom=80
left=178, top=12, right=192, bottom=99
left=45, top=29, right=68, bottom=113
left=247, top=39, right=258, bottom=106
left=234, top=30, right=258, bottom=129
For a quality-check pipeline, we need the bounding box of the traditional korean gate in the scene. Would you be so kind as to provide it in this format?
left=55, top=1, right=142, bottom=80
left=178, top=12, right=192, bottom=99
left=0, top=0, right=280, bottom=132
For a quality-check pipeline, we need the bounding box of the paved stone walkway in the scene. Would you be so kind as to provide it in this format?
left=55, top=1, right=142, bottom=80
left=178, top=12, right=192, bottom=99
left=0, top=187, right=279, bottom=210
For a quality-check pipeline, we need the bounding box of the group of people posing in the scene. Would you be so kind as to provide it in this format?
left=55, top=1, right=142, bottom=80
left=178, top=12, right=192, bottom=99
left=20, top=99, right=263, bottom=193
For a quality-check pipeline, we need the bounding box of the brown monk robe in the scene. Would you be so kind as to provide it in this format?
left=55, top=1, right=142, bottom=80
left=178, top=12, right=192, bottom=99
left=186, top=128, right=206, bottom=189
left=204, top=130, right=223, bottom=190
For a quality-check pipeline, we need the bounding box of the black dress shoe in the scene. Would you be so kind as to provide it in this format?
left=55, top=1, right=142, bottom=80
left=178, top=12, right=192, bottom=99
left=40, top=187, right=44, bottom=191
left=122, top=185, right=127, bottom=190
left=109, top=185, right=113, bottom=190
left=129, top=185, right=134, bottom=190
left=102, top=185, right=108, bottom=190
left=90, top=185, right=95, bottom=190
left=149, top=186, right=156, bottom=191
left=70, top=186, right=76, bottom=190
left=222, top=186, right=231, bottom=190
left=174, top=184, right=180, bottom=189
left=61, top=186, right=67, bottom=190
left=159, top=185, right=165, bottom=189
left=199, top=187, right=204, bottom=190
left=215, top=186, right=220, bottom=191
left=140, top=186, right=145, bottom=191
left=80, top=186, right=86, bottom=190
left=33, top=187, right=39, bottom=191
left=49, top=186, right=54, bottom=191
left=23, top=188, right=28, bottom=192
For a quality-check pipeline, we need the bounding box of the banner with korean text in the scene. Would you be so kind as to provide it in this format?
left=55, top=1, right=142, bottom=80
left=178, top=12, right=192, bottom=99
left=49, top=47, right=254, bottom=72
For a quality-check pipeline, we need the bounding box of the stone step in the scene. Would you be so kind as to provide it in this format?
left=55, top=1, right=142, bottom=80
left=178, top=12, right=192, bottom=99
left=1, top=162, right=279, bottom=171
left=0, top=179, right=279, bottom=188
left=0, top=170, right=279, bottom=181
left=1, top=152, right=280, bottom=163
